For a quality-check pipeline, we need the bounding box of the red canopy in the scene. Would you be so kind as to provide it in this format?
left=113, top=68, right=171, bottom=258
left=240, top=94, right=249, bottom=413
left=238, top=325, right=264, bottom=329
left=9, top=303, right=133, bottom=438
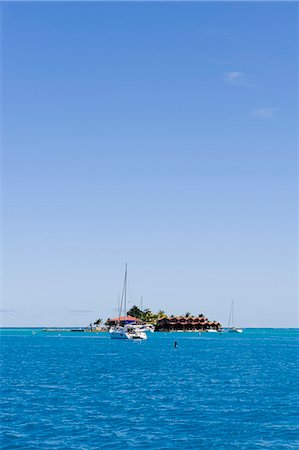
left=107, top=316, right=141, bottom=323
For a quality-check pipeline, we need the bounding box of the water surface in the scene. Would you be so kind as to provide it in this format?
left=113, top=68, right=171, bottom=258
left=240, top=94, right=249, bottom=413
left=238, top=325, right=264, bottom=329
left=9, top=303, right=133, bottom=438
left=1, top=328, right=298, bottom=449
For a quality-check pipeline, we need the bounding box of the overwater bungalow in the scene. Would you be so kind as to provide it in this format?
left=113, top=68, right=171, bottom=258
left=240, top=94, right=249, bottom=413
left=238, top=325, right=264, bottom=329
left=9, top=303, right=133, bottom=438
left=155, top=315, right=221, bottom=332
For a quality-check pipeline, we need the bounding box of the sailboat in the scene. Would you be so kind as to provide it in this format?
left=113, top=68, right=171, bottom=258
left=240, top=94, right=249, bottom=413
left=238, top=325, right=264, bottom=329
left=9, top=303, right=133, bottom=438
left=227, top=299, right=243, bottom=333
left=109, top=264, right=147, bottom=340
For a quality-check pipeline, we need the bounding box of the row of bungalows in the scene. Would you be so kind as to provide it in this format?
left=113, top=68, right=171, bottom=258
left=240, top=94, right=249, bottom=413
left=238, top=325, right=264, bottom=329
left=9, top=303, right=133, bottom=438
left=155, top=315, right=221, bottom=332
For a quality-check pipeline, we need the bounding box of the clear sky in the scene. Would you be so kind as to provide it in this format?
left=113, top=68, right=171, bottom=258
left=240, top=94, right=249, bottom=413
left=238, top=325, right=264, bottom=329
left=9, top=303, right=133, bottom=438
left=2, top=2, right=298, bottom=328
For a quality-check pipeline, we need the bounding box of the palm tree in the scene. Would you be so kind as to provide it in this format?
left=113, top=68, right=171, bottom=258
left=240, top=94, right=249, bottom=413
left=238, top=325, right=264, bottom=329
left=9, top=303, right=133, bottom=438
left=94, top=318, right=102, bottom=325
left=142, top=308, right=152, bottom=322
left=157, top=310, right=167, bottom=319
left=185, top=312, right=191, bottom=318
left=127, top=305, right=143, bottom=319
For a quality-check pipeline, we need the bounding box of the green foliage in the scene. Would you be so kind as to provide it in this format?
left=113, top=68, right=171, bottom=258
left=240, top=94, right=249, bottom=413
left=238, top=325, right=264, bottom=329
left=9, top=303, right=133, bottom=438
left=126, top=305, right=168, bottom=324
left=126, top=305, right=143, bottom=319
left=157, top=310, right=167, bottom=319
left=94, top=318, right=102, bottom=325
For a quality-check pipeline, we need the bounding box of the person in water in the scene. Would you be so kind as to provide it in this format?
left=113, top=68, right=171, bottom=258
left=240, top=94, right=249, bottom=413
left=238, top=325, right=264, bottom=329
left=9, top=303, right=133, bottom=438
left=174, top=341, right=178, bottom=348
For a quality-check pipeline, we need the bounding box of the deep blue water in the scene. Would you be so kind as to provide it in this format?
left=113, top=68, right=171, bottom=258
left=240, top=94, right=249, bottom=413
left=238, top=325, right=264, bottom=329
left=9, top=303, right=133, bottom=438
left=1, top=328, right=298, bottom=449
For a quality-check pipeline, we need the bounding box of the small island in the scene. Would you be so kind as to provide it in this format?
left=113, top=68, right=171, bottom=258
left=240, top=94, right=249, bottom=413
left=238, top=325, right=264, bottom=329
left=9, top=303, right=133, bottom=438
left=92, top=306, right=221, bottom=332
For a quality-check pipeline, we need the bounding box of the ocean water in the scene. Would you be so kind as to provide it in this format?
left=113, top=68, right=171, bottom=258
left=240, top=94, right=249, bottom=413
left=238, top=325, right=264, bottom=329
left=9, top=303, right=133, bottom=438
left=0, top=328, right=298, bottom=449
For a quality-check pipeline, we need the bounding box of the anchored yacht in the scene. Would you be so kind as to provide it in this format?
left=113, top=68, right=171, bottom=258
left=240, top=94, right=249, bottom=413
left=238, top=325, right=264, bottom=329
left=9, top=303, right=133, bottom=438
left=227, top=300, right=243, bottom=333
left=109, top=265, right=147, bottom=340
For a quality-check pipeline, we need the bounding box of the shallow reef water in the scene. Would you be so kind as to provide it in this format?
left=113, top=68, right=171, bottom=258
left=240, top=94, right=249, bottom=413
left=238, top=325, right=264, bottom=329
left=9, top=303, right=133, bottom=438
left=1, top=328, right=298, bottom=449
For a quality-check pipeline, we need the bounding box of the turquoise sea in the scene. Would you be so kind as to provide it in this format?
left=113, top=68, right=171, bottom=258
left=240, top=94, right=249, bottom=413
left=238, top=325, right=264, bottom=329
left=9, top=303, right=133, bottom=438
left=1, top=328, right=298, bottom=449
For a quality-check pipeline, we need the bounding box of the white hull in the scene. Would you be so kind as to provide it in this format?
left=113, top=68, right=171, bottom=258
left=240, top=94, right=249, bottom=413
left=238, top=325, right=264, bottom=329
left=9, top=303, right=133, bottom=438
left=228, top=327, right=243, bottom=333
left=110, top=328, right=129, bottom=339
left=109, top=325, right=147, bottom=340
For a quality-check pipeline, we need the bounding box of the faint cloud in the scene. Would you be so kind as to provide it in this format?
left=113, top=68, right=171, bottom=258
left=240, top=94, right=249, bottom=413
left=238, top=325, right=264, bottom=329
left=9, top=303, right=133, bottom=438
left=225, top=71, right=241, bottom=81
left=224, top=71, right=254, bottom=87
left=251, top=107, right=278, bottom=119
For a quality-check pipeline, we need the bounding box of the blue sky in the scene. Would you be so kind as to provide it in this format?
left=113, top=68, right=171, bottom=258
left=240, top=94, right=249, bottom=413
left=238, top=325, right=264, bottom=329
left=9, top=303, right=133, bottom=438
left=2, top=2, right=298, bottom=327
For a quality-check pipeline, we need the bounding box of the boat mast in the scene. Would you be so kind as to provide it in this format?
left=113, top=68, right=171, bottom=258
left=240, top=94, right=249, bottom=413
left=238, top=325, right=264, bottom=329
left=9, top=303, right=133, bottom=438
left=118, top=264, right=128, bottom=324
left=117, top=292, right=120, bottom=322
left=228, top=300, right=233, bottom=328
left=124, top=263, right=127, bottom=318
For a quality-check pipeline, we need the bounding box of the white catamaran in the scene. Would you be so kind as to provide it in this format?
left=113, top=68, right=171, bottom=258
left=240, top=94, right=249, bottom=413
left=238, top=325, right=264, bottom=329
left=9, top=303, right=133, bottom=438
left=109, top=265, right=147, bottom=340
left=227, top=299, right=243, bottom=333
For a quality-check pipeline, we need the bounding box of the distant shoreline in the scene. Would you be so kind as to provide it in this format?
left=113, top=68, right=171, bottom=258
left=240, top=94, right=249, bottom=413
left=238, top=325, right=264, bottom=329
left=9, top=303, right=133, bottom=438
left=1, top=327, right=298, bottom=330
